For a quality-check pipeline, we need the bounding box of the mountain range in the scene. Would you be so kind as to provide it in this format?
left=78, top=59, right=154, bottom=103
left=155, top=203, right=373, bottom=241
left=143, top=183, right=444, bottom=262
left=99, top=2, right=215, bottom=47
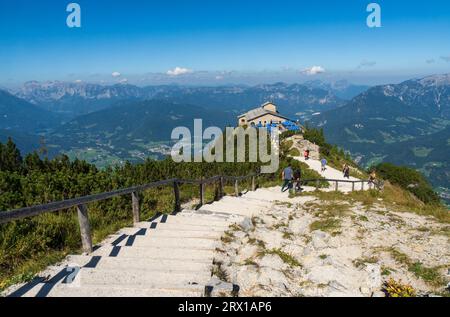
left=309, top=74, right=450, bottom=191
left=0, top=89, right=61, bottom=133
left=2, top=75, right=449, bottom=196
left=11, top=81, right=351, bottom=119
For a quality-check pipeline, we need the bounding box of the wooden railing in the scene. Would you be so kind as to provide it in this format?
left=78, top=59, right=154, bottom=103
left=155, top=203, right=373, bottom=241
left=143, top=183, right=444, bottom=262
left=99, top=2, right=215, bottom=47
left=0, top=174, right=381, bottom=254
left=299, top=178, right=383, bottom=192
left=0, top=174, right=258, bottom=253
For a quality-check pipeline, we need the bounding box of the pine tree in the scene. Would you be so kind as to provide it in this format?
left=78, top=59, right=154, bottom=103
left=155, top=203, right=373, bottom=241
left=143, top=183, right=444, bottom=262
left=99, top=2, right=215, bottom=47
left=0, top=138, right=23, bottom=171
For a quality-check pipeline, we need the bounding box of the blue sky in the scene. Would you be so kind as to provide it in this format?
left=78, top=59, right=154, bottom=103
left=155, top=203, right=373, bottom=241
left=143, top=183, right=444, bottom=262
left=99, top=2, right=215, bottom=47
left=1, top=0, right=450, bottom=87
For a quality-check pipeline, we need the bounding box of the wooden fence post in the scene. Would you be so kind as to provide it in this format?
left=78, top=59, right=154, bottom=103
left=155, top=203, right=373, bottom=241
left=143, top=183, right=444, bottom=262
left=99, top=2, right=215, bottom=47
left=77, top=204, right=93, bottom=254
left=352, top=182, right=355, bottom=192
left=199, top=182, right=205, bottom=206
left=335, top=181, right=338, bottom=192
left=361, top=181, right=364, bottom=191
left=235, top=179, right=239, bottom=197
left=173, top=181, right=181, bottom=213
left=131, top=191, right=140, bottom=224
left=219, top=177, right=224, bottom=198
left=251, top=176, right=256, bottom=191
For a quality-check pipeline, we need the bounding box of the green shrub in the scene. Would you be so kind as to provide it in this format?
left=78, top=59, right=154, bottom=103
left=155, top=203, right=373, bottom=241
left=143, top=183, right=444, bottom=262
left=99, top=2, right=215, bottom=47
left=374, top=163, right=440, bottom=204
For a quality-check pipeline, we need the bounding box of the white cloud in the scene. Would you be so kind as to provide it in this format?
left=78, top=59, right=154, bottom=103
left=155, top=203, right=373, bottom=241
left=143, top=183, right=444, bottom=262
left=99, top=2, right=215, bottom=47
left=112, top=71, right=121, bottom=78
left=215, top=75, right=224, bottom=80
left=426, top=59, right=435, bottom=64
left=441, top=56, right=450, bottom=62
left=167, top=67, right=193, bottom=76
left=301, top=66, right=326, bottom=75
left=119, top=78, right=128, bottom=84
left=74, top=79, right=83, bottom=83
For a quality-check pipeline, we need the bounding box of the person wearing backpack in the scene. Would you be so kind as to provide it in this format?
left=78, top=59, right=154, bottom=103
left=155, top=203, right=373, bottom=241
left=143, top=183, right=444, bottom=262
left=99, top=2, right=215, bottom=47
left=281, top=162, right=294, bottom=192
left=293, top=167, right=302, bottom=192
left=343, top=164, right=350, bottom=179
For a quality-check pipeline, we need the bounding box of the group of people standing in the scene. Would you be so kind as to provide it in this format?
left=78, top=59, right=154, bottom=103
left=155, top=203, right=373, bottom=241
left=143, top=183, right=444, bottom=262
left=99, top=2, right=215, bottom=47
left=281, top=153, right=379, bottom=193
left=321, top=158, right=350, bottom=179
left=281, top=160, right=302, bottom=193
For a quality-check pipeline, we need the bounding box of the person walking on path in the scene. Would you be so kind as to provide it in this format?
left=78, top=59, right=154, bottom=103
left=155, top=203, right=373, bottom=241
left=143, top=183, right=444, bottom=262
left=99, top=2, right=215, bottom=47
left=293, top=167, right=302, bottom=192
left=321, top=158, right=327, bottom=173
left=281, top=163, right=294, bottom=192
left=304, top=149, right=310, bottom=161
left=343, top=164, right=350, bottom=179
left=369, top=170, right=377, bottom=187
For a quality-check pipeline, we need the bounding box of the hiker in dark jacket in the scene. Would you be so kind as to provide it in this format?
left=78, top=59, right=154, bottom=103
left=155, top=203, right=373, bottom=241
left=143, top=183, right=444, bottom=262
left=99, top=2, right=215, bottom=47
left=293, top=168, right=302, bottom=192
left=343, top=164, right=350, bottom=179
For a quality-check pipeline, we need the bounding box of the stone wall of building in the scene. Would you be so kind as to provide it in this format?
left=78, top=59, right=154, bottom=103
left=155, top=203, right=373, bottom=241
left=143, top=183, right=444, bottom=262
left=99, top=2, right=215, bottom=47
left=289, top=135, right=320, bottom=160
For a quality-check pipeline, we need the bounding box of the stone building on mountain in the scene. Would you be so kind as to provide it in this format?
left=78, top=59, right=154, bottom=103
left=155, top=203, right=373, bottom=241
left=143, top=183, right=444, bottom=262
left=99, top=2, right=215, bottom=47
left=237, top=102, right=295, bottom=127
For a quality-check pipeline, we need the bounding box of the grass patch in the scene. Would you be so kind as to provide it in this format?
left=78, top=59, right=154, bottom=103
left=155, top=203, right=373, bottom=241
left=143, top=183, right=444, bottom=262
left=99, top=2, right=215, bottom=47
left=275, top=201, right=293, bottom=208
left=258, top=248, right=301, bottom=267
left=381, top=266, right=393, bottom=276
left=387, top=248, right=446, bottom=287
left=358, top=215, right=369, bottom=222
left=408, top=262, right=445, bottom=287
left=352, top=256, right=379, bottom=268
left=272, top=222, right=288, bottom=230
left=243, top=258, right=259, bottom=267
left=221, top=231, right=235, bottom=244
left=288, top=148, right=301, bottom=156
left=248, top=237, right=266, bottom=249
left=310, top=218, right=342, bottom=234
left=298, top=183, right=450, bottom=224
left=212, top=261, right=229, bottom=282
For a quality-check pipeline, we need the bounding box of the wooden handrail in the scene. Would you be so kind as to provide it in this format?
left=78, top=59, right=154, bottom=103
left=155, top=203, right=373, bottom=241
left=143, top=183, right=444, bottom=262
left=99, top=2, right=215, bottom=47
left=0, top=173, right=381, bottom=253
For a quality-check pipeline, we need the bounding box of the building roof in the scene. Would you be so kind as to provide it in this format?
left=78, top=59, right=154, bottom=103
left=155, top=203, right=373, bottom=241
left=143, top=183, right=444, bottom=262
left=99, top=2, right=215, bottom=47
left=238, top=103, right=291, bottom=121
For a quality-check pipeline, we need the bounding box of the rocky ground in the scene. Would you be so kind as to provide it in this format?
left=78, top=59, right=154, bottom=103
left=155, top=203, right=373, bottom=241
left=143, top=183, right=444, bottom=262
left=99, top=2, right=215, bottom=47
left=212, top=194, right=450, bottom=297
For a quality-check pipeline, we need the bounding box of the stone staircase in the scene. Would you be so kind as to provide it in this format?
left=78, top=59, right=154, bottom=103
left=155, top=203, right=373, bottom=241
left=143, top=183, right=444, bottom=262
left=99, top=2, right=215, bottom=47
left=5, top=192, right=278, bottom=298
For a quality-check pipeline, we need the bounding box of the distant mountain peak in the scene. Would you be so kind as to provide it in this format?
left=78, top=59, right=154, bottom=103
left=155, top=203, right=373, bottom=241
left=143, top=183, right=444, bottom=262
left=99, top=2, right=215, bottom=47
left=417, top=73, right=450, bottom=87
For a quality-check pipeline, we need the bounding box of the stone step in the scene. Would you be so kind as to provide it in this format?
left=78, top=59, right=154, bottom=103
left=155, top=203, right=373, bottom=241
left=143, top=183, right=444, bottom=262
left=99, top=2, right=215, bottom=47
left=144, top=229, right=221, bottom=239
left=67, top=255, right=213, bottom=272
left=91, top=245, right=215, bottom=261
left=134, top=222, right=227, bottom=232
left=74, top=268, right=211, bottom=288
left=178, top=210, right=233, bottom=220
left=135, top=216, right=230, bottom=227
left=198, top=204, right=261, bottom=216
left=114, top=226, right=222, bottom=239
left=219, top=196, right=270, bottom=207
left=243, top=191, right=289, bottom=202
left=174, top=212, right=238, bottom=223
left=180, top=209, right=246, bottom=220
left=17, top=283, right=204, bottom=297
left=114, top=235, right=219, bottom=249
